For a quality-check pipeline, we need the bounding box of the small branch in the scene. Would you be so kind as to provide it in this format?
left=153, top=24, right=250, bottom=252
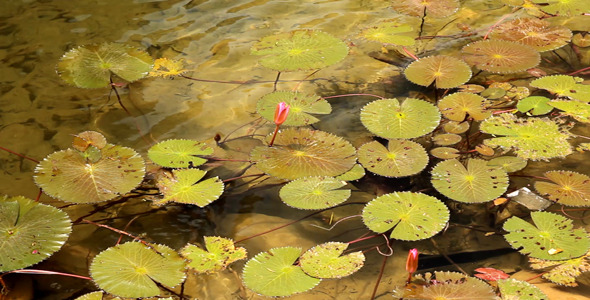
left=402, top=46, right=419, bottom=61
left=370, top=255, right=389, bottom=300
left=81, top=219, right=156, bottom=249
left=273, top=71, right=281, bottom=92
left=4, top=269, right=91, bottom=281
left=0, top=145, right=39, bottom=163
left=431, top=238, right=467, bottom=275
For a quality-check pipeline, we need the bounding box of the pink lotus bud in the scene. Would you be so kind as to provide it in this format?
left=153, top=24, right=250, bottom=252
left=405, top=248, right=419, bottom=274
left=274, top=102, right=290, bottom=126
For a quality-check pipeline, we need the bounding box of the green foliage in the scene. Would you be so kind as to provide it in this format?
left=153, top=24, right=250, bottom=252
left=300, top=242, right=364, bottom=279
left=256, top=91, right=331, bottom=126
left=531, top=0, right=590, bottom=16
left=181, top=236, right=247, bottom=273
left=438, top=92, right=490, bottom=121
left=250, top=30, right=348, bottom=72
left=549, top=100, right=590, bottom=123
left=362, top=192, right=449, bottom=241
left=462, top=40, right=540, bottom=73
left=242, top=247, right=321, bottom=297
left=430, top=147, right=460, bottom=159
left=360, top=98, right=440, bottom=139
left=357, top=139, right=428, bottom=178
left=391, top=0, right=460, bottom=18
left=517, top=96, right=553, bottom=115
left=498, top=278, right=548, bottom=299
left=395, top=271, right=497, bottom=299
left=0, top=196, right=71, bottom=272
left=156, top=169, right=224, bottom=207
left=404, top=56, right=472, bottom=89
left=90, top=242, right=186, bottom=298
left=534, top=170, right=590, bottom=207
left=503, top=211, right=590, bottom=260
left=433, top=133, right=462, bottom=146
left=431, top=159, right=509, bottom=203
left=487, top=156, right=527, bottom=173
left=529, top=250, right=590, bottom=287
left=361, top=20, right=416, bottom=46
left=73, top=291, right=106, bottom=300
left=490, top=18, right=572, bottom=52
left=480, top=113, right=572, bottom=160
left=279, top=176, right=350, bottom=210
left=530, top=75, right=590, bottom=102
left=335, top=164, right=365, bottom=181
left=57, top=43, right=153, bottom=88
left=147, top=139, right=213, bottom=168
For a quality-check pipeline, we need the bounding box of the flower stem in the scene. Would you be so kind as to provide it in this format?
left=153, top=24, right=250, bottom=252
left=268, top=125, right=280, bottom=147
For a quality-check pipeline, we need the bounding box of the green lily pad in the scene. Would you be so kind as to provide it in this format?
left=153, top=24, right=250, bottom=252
left=147, top=139, right=213, bottom=168
left=335, top=164, right=365, bottom=181
left=530, top=75, right=590, bottom=102
left=430, top=147, right=460, bottom=159
left=498, top=278, right=548, bottom=299
left=362, top=192, right=449, bottom=241
left=517, top=96, right=553, bottom=115
left=180, top=236, right=247, bottom=273
left=487, top=156, right=527, bottom=172
left=404, top=56, right=472, bottom=89
left=156, top=169, right=224, bottom=207
left=90, top=242, right=186, bottom=298
left=34, top=144, right=145, bottom=203
left=300, top=242, right=364, bottom=279
left=431, top=158, right=509, bottom=203
left=391, top=0, right=460, bottom=18
left=72, top=131, right=107, bottom=151
left=398, top=271, right=497, bottom=300
left=529, top=250, right=590, bottom=287
left=443, top=121, right=470, bottom=134
left=433, top=133, right=462, bottom=146
left=251, top=30, right=348, bottom=72
left=57, top=43, right=153, bottom=88
left=490, top=18, right=572, bottom=52
left=360, top=98, right=440, bottom=139
left=534, top=170, right=590, bottom=207
left=358, top=140, right=428, bottom=178
left=531, top=0, right=590, bottom=16
left=480, top=113, right=572, bottom=161
left=242, top=247, right=321, bottom=297
left=0, top=196, right=71, bottom=272
left=462, top=40, right=540, bottom=74
left=438, top=92, right=490, bottom=122
left=279, top=176, right=350, bottom=210
left=361, top=20, right=416, bottom=46
left=549, top=100, right=590, bottom=123
left=250, top=128, right=356, bottom=180
left=256, top=91, right=331, bottom=126
left=503, top=211, right=590, bottom=260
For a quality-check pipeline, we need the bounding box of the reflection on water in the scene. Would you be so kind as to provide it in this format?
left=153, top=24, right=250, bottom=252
left=1, top=0, right=590, bottom=299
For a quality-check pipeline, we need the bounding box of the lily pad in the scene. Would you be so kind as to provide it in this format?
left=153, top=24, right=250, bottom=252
left=72, top=131, right=107, bottom=151
left=358, top=140, right=428, bottom=178
left=462, top=40, right=540, bottom=74
left=335, top=164, right=365, bottom=181
left=90, top=242, right=186, bottom=298
left=430, top=147, right=460, bottom=159
left=534, top=170, right=590, bottom=207
left=242, top=247, right=321, bottom=297
left=279, top=176, right=350, bottom=210
left=181, top=236, right=247, bottom=273
left=300, top=242, right=364, bottom=279
left=360, top=98, right=440, bottom=139
left=490, top=18, right=572, bottom=52
left=148, top=58, right=187, bottom=78
left=148, top=139, right=213, bottom=168
left=487, top=156, right=527, bottom=172
left=361, top=20, right=416, bottom=46
left=391, top=0, right=460, bottom=18
left=503, top=211, right=590, bottom=260
left=438, top=92, right=490, bottom=121
left=156, top=169, right=224, bottom=207
left=480, top=113, right=572, bottom=160
left=531, top=0, right=590, bottom=16
left=404, top=56, right=472, bottom=89
left=431, top=158, right=509, bottom=203
left=256, top=91, right=331, bottom=126
left=250, top=30, right=348, bottom=72
left=398, top=271, right=497, bottom=299
left=443, top=121, right=470, bottom=134
left=0, top=196, right=71, bottom=272
left=529, top=250, right=590, bottom=287
left=362, top=192, right=449, bottom=241
left=250, top=128, right=356, bottom=180
left=530, top=75, right=590, bottom=102
left=433, top=133, right=462, bottom=146
left=73, top=291, right=106, bottom=300
left=517, top=96, right=553, bottom=115
left=549, top=100, right=590, bottom=123
left=34, top=144, right=145, bottom=203
left=57, top=43, right=153, bottom=88
left=498, top=278, right=548, bottom=299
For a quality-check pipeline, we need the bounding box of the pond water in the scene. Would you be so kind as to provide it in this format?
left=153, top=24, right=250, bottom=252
left=2, top=0, right=590, bottom=299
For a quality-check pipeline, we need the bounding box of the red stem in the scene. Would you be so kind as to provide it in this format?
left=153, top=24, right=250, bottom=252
left=0, top=145, right=39, bottom=163
left=323, top=93, right=385, bottom=99
left=5, top=269, right=91, bottom=280
left=268, top=125, right=280, bottom=147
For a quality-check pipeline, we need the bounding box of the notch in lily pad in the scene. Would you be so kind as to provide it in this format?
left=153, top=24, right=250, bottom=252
left=534, top=170, right=590, bottom=207
left=300, top=242, right=365, bottom=279
left=358, top=139, right=428, bottom=178
left=404, top=56, right=472, bottom=89
left=181, top=236, right=247, bottom=273
left=462, top=40, right=540, bottom=74
left=279, top=176, right=351, bottom=210
left=156, top=168, right=224, bottom=207
left=148, top=139, right=213, bottom=168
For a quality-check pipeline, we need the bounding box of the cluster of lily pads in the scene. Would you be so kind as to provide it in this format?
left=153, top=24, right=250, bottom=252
left=2, top=0, right=590, bottom=299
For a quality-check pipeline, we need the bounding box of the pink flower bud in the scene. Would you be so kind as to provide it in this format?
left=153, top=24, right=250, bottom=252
left=405, top=248, right=419, bottom=274
left=274, top=102, right=290, bottom=126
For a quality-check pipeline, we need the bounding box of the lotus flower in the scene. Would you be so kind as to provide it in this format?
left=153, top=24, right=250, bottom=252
left=405, top=248, right=418, bottom=283
left=269, top=102, right=290, bottom=147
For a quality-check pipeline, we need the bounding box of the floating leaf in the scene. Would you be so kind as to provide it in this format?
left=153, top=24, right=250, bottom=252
left=90, top=242, right=186, bottom=298
left=431, top=158, right=509, bottom=203
left=360, top=98, right=440, bottom=139
left=73, top=291, right=105, bottom=300
left=498, top=278, right=548, bottom=299
left=250, top=128, right=356, bottom=180
left=529, top=250, right=590, bottom=287
left=250, top=30, right=348, bottom=72
left=443, top=121, right=470, bottom=134
left=490, top=18, right=572, bottom=52
left=475, top=144, right=495, bottom=156
left=360, top=20, right=416, bottom=46
left=181, top=236, right=247, bottom=273
left=487, top=156, right=527, bottom=172
left=156, top=169, right=224, bottom=207
left=531, top=0, right=590, bottom=16
left=503, top=211, right=590, bottom=260
left=256, top=91, right=331, bottom=126
left=481, top=87, right=506, bottom=99
left=438, top=92, right=490, bottom=121
left=242, top=247, right=321, bottom=297
left=549, top=100, right=590, bottom=123
left=404, top=56, right=472, bottom=89
left=148, top=58, right=187, bottom=78
left=148, top=139, right=213, bottom=168
left=0, top=196, right=71, bottom=272
left=397, top=271, right=497, bottom=299
left=300, top=242, right=364, bottom=279
left=517, top=96, right=553, bottom=115
left=358, top=140, right=428, bottom=178
left=430, top=147, right=460, bottom=159
left=57, top=43, right=153, bottom=88
left=534, top=170, right=590, bottom=207
left=279, top=176, right=350, bottom=210
left=362, top=192, right=449, bottom=241
left=391, top=0, right=460, bottom=18
left=572, top=33, right=590, bottom=47
left=433, top=133, right=462, bottom=146
left=72, top=131, right=107, bottom=151
left=474, top=267, right=510, bottom=281
left=462, top=40, right=540, bottom=74
left=480, top=113, right=572, bottom=160
left=34, top=144, right=145, bottom=203
left=335, top=164, right=365, bottom=181
left=459, top=84, right=486, bottom=94
left=530, top=75, right=590, bottom=102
